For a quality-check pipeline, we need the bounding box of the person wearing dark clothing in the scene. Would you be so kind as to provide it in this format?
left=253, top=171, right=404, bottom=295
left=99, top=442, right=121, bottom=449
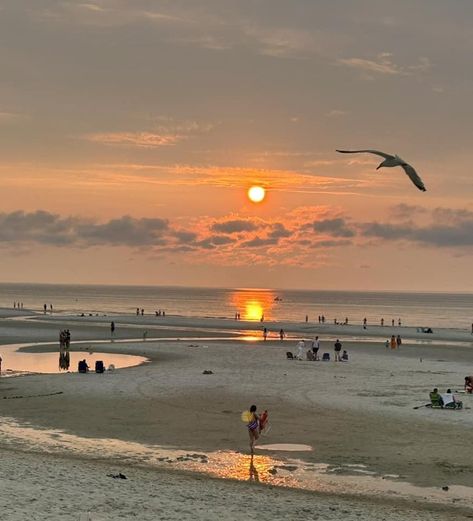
left=334, top=339, right=342, bottom=362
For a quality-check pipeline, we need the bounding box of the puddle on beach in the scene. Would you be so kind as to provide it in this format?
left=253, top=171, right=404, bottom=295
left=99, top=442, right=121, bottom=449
left=257, top=443, right=313, bottom=451
left=0, top=343, right=148, bottom=375
left=0, top=417, right=472, bottom=510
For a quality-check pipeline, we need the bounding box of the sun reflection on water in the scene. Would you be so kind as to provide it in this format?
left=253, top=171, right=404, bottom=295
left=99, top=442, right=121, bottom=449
left=229, top=289, right=277, bottom=321
left=199, top=452, right=290, bottom=485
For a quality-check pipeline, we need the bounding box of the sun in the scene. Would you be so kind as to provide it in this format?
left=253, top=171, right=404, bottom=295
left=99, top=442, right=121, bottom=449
left=248, top=185, right=266, bottom=203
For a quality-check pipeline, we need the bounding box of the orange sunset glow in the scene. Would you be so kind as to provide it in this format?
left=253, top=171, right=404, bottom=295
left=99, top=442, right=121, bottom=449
left=0, top=2, right=470, bottom=292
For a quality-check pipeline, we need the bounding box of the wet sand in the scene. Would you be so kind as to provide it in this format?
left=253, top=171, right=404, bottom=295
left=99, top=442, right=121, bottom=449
left=0, top=311, right=473, bottom=519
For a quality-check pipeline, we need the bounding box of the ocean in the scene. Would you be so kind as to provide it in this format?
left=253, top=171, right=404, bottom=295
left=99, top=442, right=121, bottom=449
left=0, top=283, right=472, bottom=330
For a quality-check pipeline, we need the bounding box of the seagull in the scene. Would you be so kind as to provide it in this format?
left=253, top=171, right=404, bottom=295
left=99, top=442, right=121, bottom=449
left=336, top=149, right=426, bottom=191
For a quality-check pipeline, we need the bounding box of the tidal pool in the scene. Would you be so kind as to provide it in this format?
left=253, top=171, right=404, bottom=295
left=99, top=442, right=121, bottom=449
left=0, top=342, right=148, bottom=374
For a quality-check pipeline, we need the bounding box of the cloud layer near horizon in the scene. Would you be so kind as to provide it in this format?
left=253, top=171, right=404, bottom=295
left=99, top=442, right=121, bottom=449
left=2, top=205, right=473, bottom=269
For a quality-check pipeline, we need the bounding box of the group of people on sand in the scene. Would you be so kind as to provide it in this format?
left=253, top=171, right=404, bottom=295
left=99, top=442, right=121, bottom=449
left=429, top=388, right=463, bottom=408
left=385, top=334, right=402, bottom=349
left=13, top=302, right=24, bottom=309
left=294, top=337, right=348, bottom=362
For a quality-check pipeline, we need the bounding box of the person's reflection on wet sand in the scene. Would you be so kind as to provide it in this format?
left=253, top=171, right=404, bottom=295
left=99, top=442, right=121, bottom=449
left=249, top=454, right=259, bottom=482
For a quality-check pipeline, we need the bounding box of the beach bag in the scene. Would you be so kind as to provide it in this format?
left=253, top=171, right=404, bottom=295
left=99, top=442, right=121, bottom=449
left=95, top=360, right=105, bottom=373
left=322, top=352, right=330, bottom=361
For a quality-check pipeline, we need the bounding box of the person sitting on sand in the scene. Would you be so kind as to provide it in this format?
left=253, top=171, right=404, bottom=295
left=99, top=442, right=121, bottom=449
left=78, top=359, right=89, bottom=373
left=341, top=350, right=349, bottom=361
left=429, top=388, right=444, bottom=407
left=443, top=389, right=463, bottom=409
left=247, top=405, right=260, bottom=454
left=464, top=376, right=473, bottom=394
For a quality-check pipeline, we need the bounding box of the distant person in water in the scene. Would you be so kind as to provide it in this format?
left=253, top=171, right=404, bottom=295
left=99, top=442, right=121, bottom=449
left=398, top=318, right=402, bottom=327
left=305, top=315, right=308, bottom=323
left=381, top=318, right=384, bottom=326
left=391, top=319, right=395, bottom=327
left=396, top=335, right=402, bottom=349
left=279, top=329, right=285, bottom=341
left=44, top=303, right=47, bottom=314
left=111, top=321, right=115, bottom=337
left=0, top=355, right=2, bottom=375
left=263, top=328, right=268, bottom=341
left=363, top=317, right=367, bottom=330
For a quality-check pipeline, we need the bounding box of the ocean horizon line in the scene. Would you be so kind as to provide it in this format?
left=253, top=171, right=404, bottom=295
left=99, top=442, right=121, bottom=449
left=0, top=280, right=473, bottom=296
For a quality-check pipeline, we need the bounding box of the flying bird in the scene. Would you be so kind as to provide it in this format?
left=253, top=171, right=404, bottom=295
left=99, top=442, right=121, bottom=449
left=336, top=149, right=426, bottom=192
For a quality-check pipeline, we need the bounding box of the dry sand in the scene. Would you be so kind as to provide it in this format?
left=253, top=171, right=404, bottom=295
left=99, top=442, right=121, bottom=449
left=1, top=311, right=473, bottom=520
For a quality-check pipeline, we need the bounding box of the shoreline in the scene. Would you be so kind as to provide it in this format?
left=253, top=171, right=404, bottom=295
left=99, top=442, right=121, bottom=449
left=1, top=313, right=473, bottom=519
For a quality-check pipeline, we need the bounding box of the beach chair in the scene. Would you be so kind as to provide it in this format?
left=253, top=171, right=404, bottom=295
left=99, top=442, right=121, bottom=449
left=286, top=352, right=294, bottom=360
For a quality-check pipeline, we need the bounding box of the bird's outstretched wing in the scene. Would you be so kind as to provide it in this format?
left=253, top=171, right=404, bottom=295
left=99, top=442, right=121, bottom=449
left=401, top=163, right=426, bottom=192
left=336, top=149, right=393, bottom=160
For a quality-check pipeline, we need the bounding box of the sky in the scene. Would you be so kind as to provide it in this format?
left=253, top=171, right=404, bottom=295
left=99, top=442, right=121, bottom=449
left=1, top=0, right=473, bottom=291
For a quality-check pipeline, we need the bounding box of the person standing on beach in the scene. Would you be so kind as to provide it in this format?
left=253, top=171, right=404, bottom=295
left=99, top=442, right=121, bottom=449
left=0, top=355, right=2, bottom=375
left=334, top=339, right=342, bottom=361
left=279, top=329, right=285, bottom=341
left=398, top=318, right=402, bottom=327
left=263, top=327, right=268, bottom=341
left=111, top=321, right=115, bottom=337
left=312, top=336, right=320, bottom=360
left=390, top=335, right=397, bottom=349
left=363, top=317, right=367, bottom=329
left=381, top=318, right=384, bottom=326
left=396, top=335, right=402, bottom=349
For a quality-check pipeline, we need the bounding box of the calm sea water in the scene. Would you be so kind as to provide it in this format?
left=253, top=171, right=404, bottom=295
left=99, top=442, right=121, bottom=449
left=1, top=283, right=472, bottom=330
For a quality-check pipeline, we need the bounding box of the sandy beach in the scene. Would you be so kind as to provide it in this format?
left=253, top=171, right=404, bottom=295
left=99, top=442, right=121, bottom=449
left=1, top=311, right=473, bottom=520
